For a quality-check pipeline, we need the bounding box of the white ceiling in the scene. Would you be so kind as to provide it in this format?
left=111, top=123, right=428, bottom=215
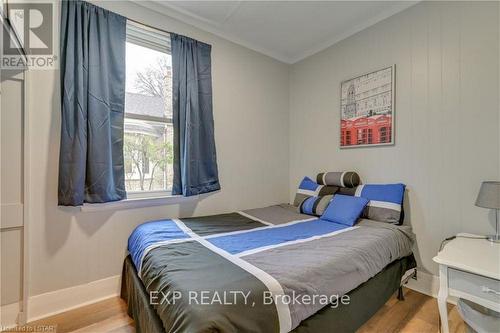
left=141, top=1, right=418, bottom=64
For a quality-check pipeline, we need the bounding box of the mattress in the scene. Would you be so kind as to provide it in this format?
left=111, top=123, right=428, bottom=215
left=125, top=204, right=415, bottom=333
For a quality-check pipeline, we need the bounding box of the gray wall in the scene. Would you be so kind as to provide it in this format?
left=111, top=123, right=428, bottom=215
left=27, top=0, right=290, bottom=296
left=289, top=1, right=499, bottom=275
left=23, top=0, right=500, bottom=298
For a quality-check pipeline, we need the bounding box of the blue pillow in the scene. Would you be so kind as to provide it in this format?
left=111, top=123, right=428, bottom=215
left=298, top=176, right=320, bottom=192
left=354, top=183, right=406, bottom=224
left=320, top=194, right=369, bottom=226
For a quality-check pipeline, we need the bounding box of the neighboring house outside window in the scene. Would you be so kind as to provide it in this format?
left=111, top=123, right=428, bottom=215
left=124, top=22, right=173, bottom=197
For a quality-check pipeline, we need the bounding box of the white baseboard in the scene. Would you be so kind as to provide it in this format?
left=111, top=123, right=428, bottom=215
left=27, top=275, right=121, bottom=322
left=405, top=270, right=457, bottom=305
left=405, top=270, right=440, bottom=298
left=5, top=269, right=451, bottom=324
left=1, top=301, right=21, bottom=328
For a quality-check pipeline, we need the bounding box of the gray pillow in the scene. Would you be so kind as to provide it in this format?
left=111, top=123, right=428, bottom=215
left=316, top=171, right=360, bottom=188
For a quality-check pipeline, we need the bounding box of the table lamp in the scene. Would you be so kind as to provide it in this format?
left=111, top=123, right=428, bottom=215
left=475, top=181, right=500, bottom=243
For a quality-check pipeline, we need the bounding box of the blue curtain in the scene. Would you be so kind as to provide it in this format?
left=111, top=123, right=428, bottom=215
left=58, top=0, right=127, bottom=206
left=171, top=34, right=220, bottom=196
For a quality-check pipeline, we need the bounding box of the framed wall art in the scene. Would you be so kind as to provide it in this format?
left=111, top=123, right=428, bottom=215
left=340, top=65, right=395, bottom=148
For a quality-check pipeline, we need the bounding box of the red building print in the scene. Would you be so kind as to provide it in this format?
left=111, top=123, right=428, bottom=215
left=341, top=115, right=392, bottom=146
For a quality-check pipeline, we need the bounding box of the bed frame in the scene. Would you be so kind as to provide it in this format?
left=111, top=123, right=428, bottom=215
left=121, top=254, right=416, bottom=333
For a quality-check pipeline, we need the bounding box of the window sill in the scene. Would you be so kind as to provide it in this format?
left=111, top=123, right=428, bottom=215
left=79, top=194, right=198, bottom=212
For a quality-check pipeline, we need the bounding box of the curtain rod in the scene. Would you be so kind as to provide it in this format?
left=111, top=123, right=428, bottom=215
left=126, top=16, right=212, bottom=47
left=84, top=0, right=174, bottom=36
left=127, top=17, right=174, bottom=36
left=98, top=2, right=211, bottom=46
left=76, top=1, right=170, bottom=35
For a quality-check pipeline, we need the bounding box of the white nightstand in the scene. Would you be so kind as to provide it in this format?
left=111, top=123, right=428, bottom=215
left=433, top=233, right=500, bottom=333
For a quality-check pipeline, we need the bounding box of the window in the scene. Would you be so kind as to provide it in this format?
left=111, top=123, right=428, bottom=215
left=380, top=127, right=390, bottom=143
left=124, top=22, right=173, bottom=196
left=357, top=129, right=367, bottom=144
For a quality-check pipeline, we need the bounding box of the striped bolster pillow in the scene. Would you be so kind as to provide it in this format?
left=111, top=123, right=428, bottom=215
left=354, top=183, right=406, bottom=224
left=293, top=176, right=338, bottom=209
left=316, top=171, right=360, bottom=188
left=299, top=195, right=334, bottom=216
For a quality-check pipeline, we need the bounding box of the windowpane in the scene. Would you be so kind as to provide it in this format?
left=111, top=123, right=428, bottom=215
left=125, top=42, right=172, bottom=119
left=124, top=119, right=173, bottom=192
left=124, top=25, right=173, bottom=195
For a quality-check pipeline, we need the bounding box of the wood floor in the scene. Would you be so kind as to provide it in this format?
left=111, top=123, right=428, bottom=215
left=16, top=288, right=465, bottom=333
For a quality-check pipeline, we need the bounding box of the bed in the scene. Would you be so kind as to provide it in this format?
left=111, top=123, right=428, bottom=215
left=121, top=204, right=416, bottom=333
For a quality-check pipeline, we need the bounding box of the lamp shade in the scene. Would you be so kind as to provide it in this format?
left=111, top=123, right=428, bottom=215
left=475, top=181, right=500, bottom=209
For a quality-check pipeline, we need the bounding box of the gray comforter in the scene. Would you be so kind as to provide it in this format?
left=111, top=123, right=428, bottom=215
left=131, top=204, right=415, bottom=333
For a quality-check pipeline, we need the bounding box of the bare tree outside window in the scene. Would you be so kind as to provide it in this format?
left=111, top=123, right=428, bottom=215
left=133, top=57, right=173, bottom=117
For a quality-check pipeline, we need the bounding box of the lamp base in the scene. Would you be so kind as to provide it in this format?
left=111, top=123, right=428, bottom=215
left=486, top=234, right=500, bottom=243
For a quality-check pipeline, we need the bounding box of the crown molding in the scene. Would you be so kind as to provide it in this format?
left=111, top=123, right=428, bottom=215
left=134, top=0, right=419, bottom=65
left=134, top=0, right=294, bottom=64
